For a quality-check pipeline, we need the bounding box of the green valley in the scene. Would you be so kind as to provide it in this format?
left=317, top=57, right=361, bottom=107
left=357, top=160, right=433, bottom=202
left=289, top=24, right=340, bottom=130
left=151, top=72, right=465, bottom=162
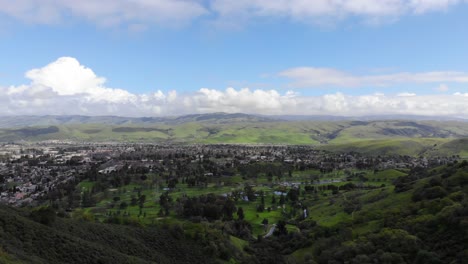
left=1, top=142, right=466, bottom=263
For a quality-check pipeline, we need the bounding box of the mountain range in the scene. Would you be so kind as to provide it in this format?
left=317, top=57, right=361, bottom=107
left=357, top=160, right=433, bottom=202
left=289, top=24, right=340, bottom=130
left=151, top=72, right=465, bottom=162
left=0, top=113, right=466, bottom=128
left=0, top=113, right=467, bottom=157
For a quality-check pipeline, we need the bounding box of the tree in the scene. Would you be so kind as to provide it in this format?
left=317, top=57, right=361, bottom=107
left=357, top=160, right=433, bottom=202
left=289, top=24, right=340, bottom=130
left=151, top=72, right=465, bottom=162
left=244, top=185, right=256, bottom=201
left=237, top=207, right=245, bottom=220
left=279, top=194, right=285, bottom=205
left=119, top=201, right=128, bottom=210
left=262, top=218, right=269, bottom=231
left=287, top=188, right=299, bottom=202
left=256, top=204, right=265, bottom=212
left=222, top=198, right=236, bottom=221
left=139, top=194, right=146, bottom=209
left=275, top=220, right=288, bottom=236
left=30, top=207, right=56, bottom=226
left=267, top=172, right=273, bottom=182
left=168, top=178, right=177, bottom=189
left=130, top=195, right=138, bottom=206
left=159, top=192, right=172, bottom=216
left=81, top=190, right=96, bottom=208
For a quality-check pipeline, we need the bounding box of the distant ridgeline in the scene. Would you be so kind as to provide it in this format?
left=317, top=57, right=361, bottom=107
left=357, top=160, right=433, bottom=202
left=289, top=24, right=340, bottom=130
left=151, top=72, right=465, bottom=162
left=0, top=114, right=467, bottom=153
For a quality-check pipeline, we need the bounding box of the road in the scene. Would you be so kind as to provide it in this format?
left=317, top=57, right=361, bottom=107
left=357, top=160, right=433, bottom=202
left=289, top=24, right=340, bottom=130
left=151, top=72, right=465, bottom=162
left=263, top=224, right=276, bottom=238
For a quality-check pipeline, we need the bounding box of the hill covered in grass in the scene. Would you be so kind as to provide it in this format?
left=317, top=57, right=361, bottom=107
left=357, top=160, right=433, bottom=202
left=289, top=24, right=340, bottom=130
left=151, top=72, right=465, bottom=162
left=286, top=161, right=468, bottom=264
left=0, top=113, right=275, bottom=128
left=0, top=205, right=219, bottom=264
left=0, top=114, right=467, bottom=156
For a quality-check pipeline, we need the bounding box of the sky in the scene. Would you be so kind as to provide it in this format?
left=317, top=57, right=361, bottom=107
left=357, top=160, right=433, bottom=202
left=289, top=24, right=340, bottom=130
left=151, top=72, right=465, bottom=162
left=0, top=0, right=467, bottom=118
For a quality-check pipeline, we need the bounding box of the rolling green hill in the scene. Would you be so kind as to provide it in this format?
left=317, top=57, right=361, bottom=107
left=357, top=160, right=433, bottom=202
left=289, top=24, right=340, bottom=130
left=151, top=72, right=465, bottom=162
left=288, top=162, right=468, bottom=264
left=0, top=114, right=467, bottom=156
left=0, top=113, right=275, bottom=128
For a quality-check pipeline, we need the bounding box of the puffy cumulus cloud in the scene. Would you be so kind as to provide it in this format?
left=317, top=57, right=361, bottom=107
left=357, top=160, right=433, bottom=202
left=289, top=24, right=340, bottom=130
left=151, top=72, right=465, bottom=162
left=0, top=0, right=208, bottom=27
left=0, top=0, right=466, bottom=28
left=280, top=67, right=468, bottom=88
left=25, top=57, right=105, bottom=96
left=185, top=87, right=298, bottom=114
left=9, top=57, right=137, bottom=104
left=2, top=57, right=172, bottom=116
left=1, top=57, right=468, bottom=118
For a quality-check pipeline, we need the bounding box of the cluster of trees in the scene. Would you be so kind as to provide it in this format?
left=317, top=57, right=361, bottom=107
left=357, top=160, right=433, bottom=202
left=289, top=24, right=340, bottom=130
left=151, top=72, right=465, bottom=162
left=238, top=163, right=292, bottom=180
left=176, top=194, right=237, bottom=221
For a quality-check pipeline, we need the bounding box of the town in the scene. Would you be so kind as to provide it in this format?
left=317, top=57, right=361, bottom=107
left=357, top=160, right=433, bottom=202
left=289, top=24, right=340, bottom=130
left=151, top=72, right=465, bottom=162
left=0, top=142, right=458, bottom=207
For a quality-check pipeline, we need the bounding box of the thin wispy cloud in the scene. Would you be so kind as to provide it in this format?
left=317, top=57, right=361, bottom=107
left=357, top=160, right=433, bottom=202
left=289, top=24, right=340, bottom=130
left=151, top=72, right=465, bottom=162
left=210, top=0, right=461, bottom=25
left=0, top=0, right=209, bottom=27
left=435, top=84, right=450, bottom=92
left=280, top=67, right=468, bottom=88
left=0, top=0, right=465, bottom=28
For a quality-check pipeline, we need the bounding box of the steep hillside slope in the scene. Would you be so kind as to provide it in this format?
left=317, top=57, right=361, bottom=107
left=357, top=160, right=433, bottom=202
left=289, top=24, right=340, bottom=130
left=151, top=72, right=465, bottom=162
left=287, top=162, right=468, bottom=264
left=0, top=205, right=216, bottom=264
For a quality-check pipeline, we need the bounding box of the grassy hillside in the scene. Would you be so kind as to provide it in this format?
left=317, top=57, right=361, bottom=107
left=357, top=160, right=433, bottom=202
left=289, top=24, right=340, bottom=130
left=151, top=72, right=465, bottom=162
left=320, top=138, right=451, bottom=156
left=0, top=113, right=274, bottom=128
left=0, top=205, right=218, bottom=264
left=289, top=162, right=468, bottom=264
left=0, top=120, right=467, bottom=144
left=0, top=119, right=467, bottom=157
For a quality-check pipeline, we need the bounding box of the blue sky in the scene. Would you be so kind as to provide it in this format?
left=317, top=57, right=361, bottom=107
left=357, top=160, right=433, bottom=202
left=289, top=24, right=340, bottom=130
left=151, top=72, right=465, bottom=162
left=0, top=0, right=468, bottom=117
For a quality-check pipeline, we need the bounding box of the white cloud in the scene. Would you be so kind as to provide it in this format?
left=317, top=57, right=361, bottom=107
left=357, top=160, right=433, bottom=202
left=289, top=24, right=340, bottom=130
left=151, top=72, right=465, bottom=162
left=397, top=92, right=417, bottom=97
left=410, top=0, right=460, bottom=14
left=0, top=0, right=465, bottom=28
left=210, top=0, right=464, bottom=26
left=1, top=57, right=468, bottom=118
left=435, top=84, right=449, bottom=92
left=0, top=0, right=208, bottom=27
left=0, top=57, right=176, bottom=115
left=280, top=67, right=468, bottom=88
left=25, top=57, right=105, bottom=96
left=189, top=87, right=293, bottom=114
left=12, top=57, right=137, bottom=104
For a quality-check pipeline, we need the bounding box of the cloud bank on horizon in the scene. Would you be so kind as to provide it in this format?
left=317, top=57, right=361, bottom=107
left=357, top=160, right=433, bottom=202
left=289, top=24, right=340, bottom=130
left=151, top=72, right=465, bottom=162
left=0, top=0, right=466, bottom=28
left=1, top=57, right=467, bottom=118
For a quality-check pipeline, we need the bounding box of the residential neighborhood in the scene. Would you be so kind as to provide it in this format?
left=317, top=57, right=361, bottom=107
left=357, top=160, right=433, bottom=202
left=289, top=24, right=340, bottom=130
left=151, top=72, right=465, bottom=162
left=0, top=142, right=458, bottom=207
